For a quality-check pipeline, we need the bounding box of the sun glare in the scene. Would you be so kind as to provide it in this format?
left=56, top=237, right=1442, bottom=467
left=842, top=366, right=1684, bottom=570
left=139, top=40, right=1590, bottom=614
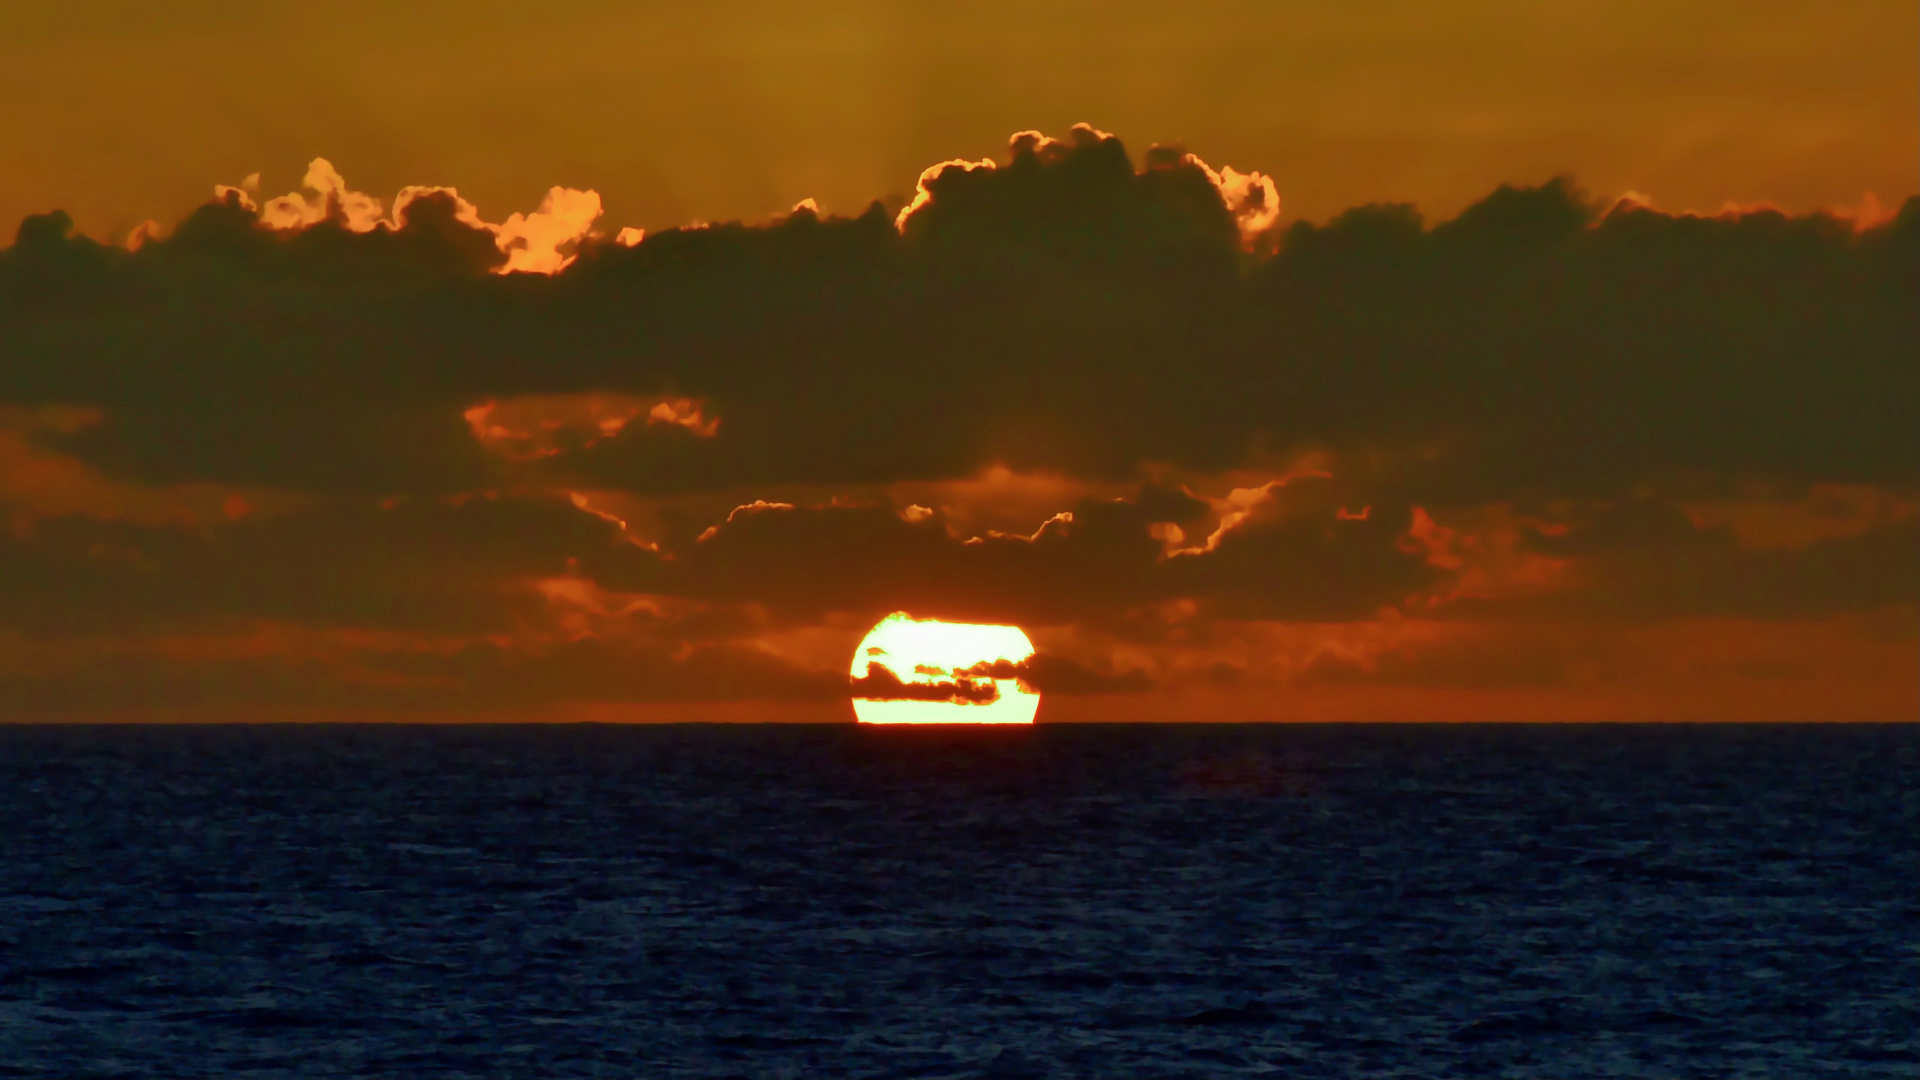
left=850, top=613, right=1039, bottom=724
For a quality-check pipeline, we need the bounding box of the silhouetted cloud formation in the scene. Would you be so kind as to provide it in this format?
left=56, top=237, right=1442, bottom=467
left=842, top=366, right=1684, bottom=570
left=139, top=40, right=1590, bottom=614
left=4, top=131, right=1910, bottom=502
left=0, top=127, right=1914, bottom=717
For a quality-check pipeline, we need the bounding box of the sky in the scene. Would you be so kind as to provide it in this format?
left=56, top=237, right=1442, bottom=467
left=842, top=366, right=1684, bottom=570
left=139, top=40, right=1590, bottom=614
left=0, top=0, right=1915, bottom=722
left=6, top=0, right=1915, bottom=241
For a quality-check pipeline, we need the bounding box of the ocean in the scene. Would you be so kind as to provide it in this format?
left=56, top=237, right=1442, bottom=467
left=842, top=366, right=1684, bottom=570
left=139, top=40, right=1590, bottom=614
left=2, top=722, right=1915, bottom=1078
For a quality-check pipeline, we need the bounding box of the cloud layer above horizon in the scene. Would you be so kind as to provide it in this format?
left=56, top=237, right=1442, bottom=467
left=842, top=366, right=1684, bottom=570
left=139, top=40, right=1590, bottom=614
left=2, top=127, right=1915, bottom=720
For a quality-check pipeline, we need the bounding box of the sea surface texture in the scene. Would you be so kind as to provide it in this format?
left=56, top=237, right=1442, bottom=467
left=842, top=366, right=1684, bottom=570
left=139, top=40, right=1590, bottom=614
left=2, top=723, right=1916, bottom=1078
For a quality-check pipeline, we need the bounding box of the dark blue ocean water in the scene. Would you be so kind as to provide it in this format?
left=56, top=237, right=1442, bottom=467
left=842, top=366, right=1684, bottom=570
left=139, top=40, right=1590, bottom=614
left=1, top=723, right=1915, bottom=1078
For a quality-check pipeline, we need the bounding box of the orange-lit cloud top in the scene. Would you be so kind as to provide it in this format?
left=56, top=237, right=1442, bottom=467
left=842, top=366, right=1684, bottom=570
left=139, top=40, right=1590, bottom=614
left=213, top=158, right=605, bottom=274
left=209, top=126, right=1288, bottom=275
left=0, top=126, right=1913, bottom=720
left=894, top=126, right=1281, bottom=251
left=464, top=394, right=719, bottom=462
left=1605, top=189, right=1902, bottom=234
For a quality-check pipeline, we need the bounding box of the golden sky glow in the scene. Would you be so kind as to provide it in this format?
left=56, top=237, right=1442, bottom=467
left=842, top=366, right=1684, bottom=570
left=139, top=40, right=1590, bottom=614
left=851, top=613, right=1039, bottom=724
left=3, top=0, right=1913, bottom=243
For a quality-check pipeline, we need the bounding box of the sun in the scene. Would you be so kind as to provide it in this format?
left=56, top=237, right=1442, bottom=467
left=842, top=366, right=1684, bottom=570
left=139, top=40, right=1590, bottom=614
left=850, top=612, right=1040, bottom=724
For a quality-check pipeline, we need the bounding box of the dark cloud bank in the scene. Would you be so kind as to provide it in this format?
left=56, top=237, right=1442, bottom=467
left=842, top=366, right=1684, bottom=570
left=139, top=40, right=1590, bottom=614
left=1, top=128, right=1914, bottom=716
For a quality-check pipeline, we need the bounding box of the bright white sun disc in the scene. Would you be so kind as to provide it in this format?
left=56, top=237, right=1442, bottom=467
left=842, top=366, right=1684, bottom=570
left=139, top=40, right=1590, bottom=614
left=850, top=612, right=1039, bottom=724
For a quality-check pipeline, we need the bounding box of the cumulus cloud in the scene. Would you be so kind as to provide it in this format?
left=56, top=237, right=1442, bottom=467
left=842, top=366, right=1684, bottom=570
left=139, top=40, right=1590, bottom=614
left=1145, top=143, right=1281, bottom=246
left=223, top=159, right=604, bottom=274
left=495, top=186, right=604, bottom=274
left=256, top=158, right=388, bottom=233
left=9, top=131, right=1910, bottom=503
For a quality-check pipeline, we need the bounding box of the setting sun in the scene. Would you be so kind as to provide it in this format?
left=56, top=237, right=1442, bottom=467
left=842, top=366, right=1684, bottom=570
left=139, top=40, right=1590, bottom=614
left=850, top=613, right=1039, bottom=724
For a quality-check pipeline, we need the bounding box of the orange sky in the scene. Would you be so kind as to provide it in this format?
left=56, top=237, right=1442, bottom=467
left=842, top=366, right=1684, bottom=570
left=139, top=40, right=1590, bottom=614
left=0, top=3, right=1914, bottom=723
left=3, top=0, right=1914, bottom=243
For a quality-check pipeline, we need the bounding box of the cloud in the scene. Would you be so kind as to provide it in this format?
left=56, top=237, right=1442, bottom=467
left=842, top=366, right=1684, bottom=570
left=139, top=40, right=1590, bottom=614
left=958, top=653, right=1155, bottom=695
left=601, top=476, right=1438, bottom=627
left=256, top=158, right=388, bottom=233
left=495, top=186, right=604, bottom=274
left=1511, top=498, right=1920, bottom=620
left=849, top=660, right=1001, bottom=704
left=464, top=393, right=719, bottom=463
left=233, top=159, right=602, bottom=273
left=0, top=127, right=1913, bottom=718
left=0, top=493, right=655, bottom=635
left=1145, top=142, right=1280, bottom=247
left=5, top=131, right=1911, bottom=504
